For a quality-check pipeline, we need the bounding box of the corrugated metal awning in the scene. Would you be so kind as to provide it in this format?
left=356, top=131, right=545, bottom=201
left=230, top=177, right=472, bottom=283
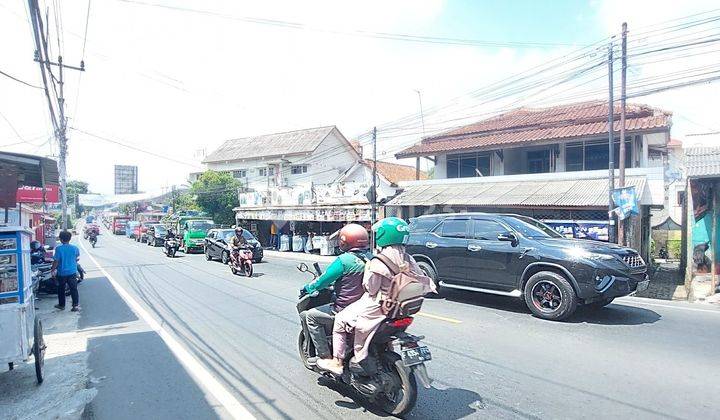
left=387, top=176, right=647, bottom=208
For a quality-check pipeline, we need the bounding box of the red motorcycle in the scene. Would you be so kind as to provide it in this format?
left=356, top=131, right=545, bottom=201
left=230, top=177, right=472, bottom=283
left=230, top=247, right=254, bottom=277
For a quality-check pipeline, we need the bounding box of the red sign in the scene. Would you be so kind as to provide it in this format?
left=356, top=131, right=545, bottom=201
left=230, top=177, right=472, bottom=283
left=16, top=184, right=60, bottom=203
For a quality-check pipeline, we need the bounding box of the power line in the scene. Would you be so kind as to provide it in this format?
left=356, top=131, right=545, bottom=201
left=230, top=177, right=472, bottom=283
left=0, top=68, right=43, bottom=89
left=116, top=0, right=586, bottom=49
left=69, top=126, right=204, bottom=168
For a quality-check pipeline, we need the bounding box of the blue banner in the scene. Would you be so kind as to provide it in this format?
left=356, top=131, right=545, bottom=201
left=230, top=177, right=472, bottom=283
left=611, top=186, right=639, bottom=220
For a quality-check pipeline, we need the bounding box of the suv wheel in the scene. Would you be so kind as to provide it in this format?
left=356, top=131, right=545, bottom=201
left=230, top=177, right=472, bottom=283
left=205, top=247, right=213, bottom=261
left=416, top=261, right=440, bottom=292
left=221, top=251, right=229, bottom=265
left=524, top=271, right=577, bottom=321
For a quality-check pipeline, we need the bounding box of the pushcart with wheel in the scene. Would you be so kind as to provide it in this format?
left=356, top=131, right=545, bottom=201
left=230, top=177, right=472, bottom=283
left=0, top=227, right=46, bottom=384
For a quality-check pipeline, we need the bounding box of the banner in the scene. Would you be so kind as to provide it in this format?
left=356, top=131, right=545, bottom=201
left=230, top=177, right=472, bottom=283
left=544, top=220, right=609, bottom=242
left=611, top=186, right=639, bottom=221
left=16, top=184, right=60, bottom=203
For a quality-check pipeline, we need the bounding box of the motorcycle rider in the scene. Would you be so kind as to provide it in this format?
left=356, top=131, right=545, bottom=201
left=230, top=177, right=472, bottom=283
left=317, top=217, right=435, bottom=375
left=230, top=226, right=249, bottom=265
left=299, top=223, right=371, bottom=365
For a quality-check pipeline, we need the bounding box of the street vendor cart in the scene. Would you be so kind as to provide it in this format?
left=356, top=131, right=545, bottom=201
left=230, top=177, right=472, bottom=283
left=0, top=227, right=45, bottom=383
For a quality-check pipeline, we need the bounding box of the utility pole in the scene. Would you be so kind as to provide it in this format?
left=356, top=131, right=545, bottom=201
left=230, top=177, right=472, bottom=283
left=618, top=22, right=628, bottom=246
left=371, top=127, right=378, bottom=226
left=607, top=40, right=616, bottom=244
left=27, top=0, right=85, bottom=231
left=414, top=90, right=426, bottom=180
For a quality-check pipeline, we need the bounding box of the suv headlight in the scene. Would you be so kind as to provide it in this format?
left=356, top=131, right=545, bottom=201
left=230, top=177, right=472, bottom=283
left=566, top=248, right=616, bottom=261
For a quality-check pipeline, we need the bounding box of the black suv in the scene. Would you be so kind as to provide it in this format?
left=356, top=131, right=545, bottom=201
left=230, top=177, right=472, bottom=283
left=146, top=224, right=168, bottom=247
left=406, top=213, right=649, bottom=321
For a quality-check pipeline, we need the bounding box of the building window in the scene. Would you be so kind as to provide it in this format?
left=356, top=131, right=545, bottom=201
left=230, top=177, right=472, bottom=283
left=447, top=152, right=491, bottom=178
left=232, top=170, right=246, bottom=179
left=527, top=150, right=551, bottom=174
left=565, top=139, right=632, bottom=171
left=291, top=165, right=308, bottom=175
left=258, top=167, right=276, bottom=177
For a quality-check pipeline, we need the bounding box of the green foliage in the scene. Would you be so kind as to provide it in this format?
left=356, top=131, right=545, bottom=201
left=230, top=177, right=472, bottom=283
left=173, top=192, right=200, bottom=213
left=66, top=180, right=90, bottom=217
left=190, top=171, right=240, bottom=225
left=667, top=240, right=682, bottom=259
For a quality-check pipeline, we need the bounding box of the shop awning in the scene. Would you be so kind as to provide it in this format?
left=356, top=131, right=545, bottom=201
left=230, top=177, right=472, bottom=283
left=0, top=151, right=58, bottom=187
left=235, top=204, right=372, bottom=222
left=387, top=175, right=649, bottom=208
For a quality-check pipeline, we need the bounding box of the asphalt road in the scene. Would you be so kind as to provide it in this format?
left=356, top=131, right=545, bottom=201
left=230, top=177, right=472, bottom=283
left=76, top=230, right=720, bottom=419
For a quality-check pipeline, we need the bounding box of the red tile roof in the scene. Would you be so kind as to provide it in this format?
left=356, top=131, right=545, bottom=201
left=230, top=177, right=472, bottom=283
left=364, top=160, right=427, bottom=185
left=667, top=138, right=683, bottom=147
left=396, top=101, right=671, bottom=158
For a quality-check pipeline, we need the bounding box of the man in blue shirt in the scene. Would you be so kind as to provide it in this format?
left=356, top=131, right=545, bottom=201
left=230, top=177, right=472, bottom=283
left=51, top=230, right=81, bottom=311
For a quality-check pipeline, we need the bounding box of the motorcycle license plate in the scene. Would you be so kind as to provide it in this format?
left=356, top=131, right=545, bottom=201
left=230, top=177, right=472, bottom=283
left=401, top=346, right=432, bottom=367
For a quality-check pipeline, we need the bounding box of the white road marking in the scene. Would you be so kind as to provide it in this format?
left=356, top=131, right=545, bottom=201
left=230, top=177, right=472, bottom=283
left=615, top=298, right=720, bottom=314
left=78, top=238, right=255, bottom=420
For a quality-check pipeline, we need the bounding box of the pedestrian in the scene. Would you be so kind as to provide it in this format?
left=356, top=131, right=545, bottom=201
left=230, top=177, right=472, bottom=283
left=270, top=222, right=278, bottom=249
left=51, top=230, right=81, bottom=312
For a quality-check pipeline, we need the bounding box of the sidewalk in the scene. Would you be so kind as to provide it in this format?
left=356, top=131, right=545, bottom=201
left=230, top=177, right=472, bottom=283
left=635, top=262, right=687, bottom=301
left=0, top=293, right=96, bottom=420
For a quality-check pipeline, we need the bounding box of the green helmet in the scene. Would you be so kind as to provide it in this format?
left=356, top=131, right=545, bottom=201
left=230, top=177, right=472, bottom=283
left=372, top=217, right=410, bottom=248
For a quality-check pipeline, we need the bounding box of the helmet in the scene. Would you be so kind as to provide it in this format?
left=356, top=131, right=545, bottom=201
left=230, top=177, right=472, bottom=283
left=30, top=240, right=42, bottom=252
left=338, top=223, right=369, bottom=251
left=372, top=217, right=410, bottom=248
left=235, top=226, right=244, bottom=234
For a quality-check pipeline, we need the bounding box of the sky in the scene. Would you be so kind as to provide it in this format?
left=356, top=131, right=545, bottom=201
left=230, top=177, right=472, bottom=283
left=1, top=0, right=719, bottom=195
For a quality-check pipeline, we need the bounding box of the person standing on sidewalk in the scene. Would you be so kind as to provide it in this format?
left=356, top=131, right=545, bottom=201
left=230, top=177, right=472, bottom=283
left=51, top=230, right=81, bottom=312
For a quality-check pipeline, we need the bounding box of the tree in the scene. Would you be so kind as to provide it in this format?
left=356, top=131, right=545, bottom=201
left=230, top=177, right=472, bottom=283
left=191, top=171, right=240, bottom=225
left=173, top=192, right=200, bottom=213
left=66, top=180, right=89, bottom=217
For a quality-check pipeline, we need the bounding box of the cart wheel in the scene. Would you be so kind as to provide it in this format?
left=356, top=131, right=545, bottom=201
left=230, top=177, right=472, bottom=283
left=33, top=316, right=45, bottom=384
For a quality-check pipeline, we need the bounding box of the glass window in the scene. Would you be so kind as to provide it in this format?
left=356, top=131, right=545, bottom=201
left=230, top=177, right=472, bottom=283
left=503, top=216, right=562, bottom=239
left=0, top=254, right=19, bottom=294
left=447, top=152, right=491, bottom=178
left=566, top=143, right=583, bottom=171
left=447, top=155, right=459, bottom=178
left=472, top=219, right=508, bottom=240
left=584, top=142, right=608, bottom=170
left=291, top=165, right=308, bottom=175
left=258, top=168, right=267, bottom=177
left=409, top=217, right=441, bottom=233
left=527, top=149, right=550, bottom=174
left=232, top=170, right=246, bottom=179
left=439, top=219, right=468, bottom=238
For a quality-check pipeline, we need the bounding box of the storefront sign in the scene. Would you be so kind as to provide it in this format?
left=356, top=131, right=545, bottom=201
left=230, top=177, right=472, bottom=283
left=235, top=206, right=372, bottom=222
left=16, top=184, right=60, bottom=203
left=315, top=182, right=371, bottom=205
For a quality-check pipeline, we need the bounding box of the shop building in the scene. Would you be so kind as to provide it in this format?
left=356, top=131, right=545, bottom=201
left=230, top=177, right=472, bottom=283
left=683, top=147, right=720, bottom=301
left=390, top=100, right=673, bottom=261
left=201, top=125, right=422, bottom=249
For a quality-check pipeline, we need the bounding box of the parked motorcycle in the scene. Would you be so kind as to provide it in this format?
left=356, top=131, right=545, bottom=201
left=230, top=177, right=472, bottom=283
left=296, top=262, right=431, bottom=416
left=164, top=238, right=179, bottom=258
left=230, top=247, right=253, bottom=277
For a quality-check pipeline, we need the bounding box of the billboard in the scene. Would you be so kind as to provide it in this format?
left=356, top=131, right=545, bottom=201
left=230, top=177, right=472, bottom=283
left=16, top=184, right=60, bottom=203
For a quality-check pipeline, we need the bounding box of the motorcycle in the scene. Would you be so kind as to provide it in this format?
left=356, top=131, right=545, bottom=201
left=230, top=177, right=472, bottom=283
left=88, top=233, right=98, bottom=248
left=164, top=238, right=179, bottom=258
left=296, top=262, right=432, bottom=416
left=230, top=247, right=253, bottom=277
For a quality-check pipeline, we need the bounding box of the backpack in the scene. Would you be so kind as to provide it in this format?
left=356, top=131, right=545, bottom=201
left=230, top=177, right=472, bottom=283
left=374, top=254, right=427, bottom=318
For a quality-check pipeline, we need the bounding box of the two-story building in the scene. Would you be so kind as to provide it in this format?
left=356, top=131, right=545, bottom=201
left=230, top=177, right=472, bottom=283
left=201, top=125, right=423, bottom=247
left=389, top=100, right=673, bottom=260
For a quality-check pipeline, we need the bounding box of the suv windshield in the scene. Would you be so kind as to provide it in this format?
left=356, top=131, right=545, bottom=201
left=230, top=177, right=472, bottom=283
left=187, top=221, right=214, bottom=231
left=503, top=216, right=562, bottom=239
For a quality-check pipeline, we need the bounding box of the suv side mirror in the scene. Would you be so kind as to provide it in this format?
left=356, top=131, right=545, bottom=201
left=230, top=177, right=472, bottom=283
left=497, top=232, right=518, bottom=246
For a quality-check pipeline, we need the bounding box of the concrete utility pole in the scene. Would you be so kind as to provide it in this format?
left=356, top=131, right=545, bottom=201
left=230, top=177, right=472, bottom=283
left=414, top=90, right=426, bottom=180
left=27, top=0, right=85, bottom=230
left=607, top=40, right=616, bottom=244
left=371, top=127, right=378, bottom=225
left=618, top=22, right=628, bottom=246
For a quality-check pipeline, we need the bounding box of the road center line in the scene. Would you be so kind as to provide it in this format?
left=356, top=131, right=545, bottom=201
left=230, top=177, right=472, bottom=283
left=615, top=298, right=720, bottom=314
left=78, top=238, right=255, bottom=420
left=416, top=311, right=462, bottom=324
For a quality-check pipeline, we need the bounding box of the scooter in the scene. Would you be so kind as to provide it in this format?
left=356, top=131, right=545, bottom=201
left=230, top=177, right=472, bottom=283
left=230, top=247, right=253, bottom=277
left=296, top=262, right=432, bottom=416
left=164, top=238, right=179, bottom=258
left=88, top=233, right=97, bottom=248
